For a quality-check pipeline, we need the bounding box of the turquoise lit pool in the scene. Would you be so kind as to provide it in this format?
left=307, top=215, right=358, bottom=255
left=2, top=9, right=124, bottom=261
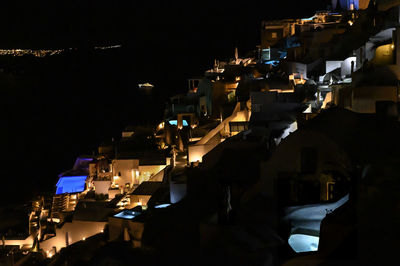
left=114, top=210, right=140, bottom=219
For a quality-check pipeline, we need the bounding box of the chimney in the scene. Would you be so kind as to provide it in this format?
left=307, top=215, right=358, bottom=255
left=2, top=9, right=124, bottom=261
left=235, top=47, right=238, bottom=62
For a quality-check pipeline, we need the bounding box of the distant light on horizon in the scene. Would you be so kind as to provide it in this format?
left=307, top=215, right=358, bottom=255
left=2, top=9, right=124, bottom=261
left=0, top=49, right=64, bottom=57
left=0, top=45, right=122, bottom=57
left=94, top=45, right=121, bottom=50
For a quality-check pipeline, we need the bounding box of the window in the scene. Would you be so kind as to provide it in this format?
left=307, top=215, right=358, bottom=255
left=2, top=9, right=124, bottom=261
left=301, top=147, right=317, bottom=174
left=262, top=49, right=271, bottom=61
left=271, top=32, right=277, bottom=39
left=327, top=182, right=335, bottom=200
left=229, top=121, right=249, bottom=133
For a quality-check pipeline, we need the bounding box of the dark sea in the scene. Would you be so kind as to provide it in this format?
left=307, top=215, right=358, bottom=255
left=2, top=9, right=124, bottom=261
left=0, top=47, right=171, bottom=206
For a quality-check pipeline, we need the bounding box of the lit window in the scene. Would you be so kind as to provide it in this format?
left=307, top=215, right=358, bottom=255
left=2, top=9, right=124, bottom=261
left=168, top=120, right=188, bottom=126
left=229, top=122, right=249, bottom=133
left=262, top=49, right=271, bottom=61
left=271, top=32, right=277, bottom=39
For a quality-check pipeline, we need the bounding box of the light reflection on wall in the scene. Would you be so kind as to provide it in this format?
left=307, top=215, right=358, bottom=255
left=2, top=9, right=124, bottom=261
left=40, top=221, right=106, bottom=257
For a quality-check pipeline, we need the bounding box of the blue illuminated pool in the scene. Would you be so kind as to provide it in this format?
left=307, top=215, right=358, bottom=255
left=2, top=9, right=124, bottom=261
left=154, top=204, right=171, bottom=209
left=56, top=175, right=87, bottom=194
left=168, top=120, right=188, bottom=126
left=114, top=210, right=140, bottom=219
left=288, top=233, right=319, bottom=253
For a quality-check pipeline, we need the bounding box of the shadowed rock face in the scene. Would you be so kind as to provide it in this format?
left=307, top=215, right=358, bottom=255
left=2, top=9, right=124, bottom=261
left=377, top=0, right=400, bottom=11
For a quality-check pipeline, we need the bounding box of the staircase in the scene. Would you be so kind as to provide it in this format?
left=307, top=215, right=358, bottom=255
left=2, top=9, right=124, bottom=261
left=50, top=194, right=68, bottom=220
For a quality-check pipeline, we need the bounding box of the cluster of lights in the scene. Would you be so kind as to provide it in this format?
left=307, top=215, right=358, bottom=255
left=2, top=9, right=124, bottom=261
left=0, top=49, right=64, bottom=57
left=116, top=196, right=130, bottom=207
left=289, top=73, right=306, bottom=85
left=0, top=45, right=121, bottom=58
left=94, top=45, right=121, bottom=50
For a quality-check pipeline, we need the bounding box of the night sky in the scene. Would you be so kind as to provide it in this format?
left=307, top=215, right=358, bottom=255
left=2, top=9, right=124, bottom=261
left=1, top=1, right=329, bottom=205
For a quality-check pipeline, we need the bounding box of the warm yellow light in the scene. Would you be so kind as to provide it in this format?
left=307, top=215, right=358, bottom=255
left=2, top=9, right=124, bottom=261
left=348, top=20, right=353, bottom=26
left=391, top=44, right=395, bottom=49
left=46, top=250, right=54, bottom=258
left=82, top=237, right=86, bottom=241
